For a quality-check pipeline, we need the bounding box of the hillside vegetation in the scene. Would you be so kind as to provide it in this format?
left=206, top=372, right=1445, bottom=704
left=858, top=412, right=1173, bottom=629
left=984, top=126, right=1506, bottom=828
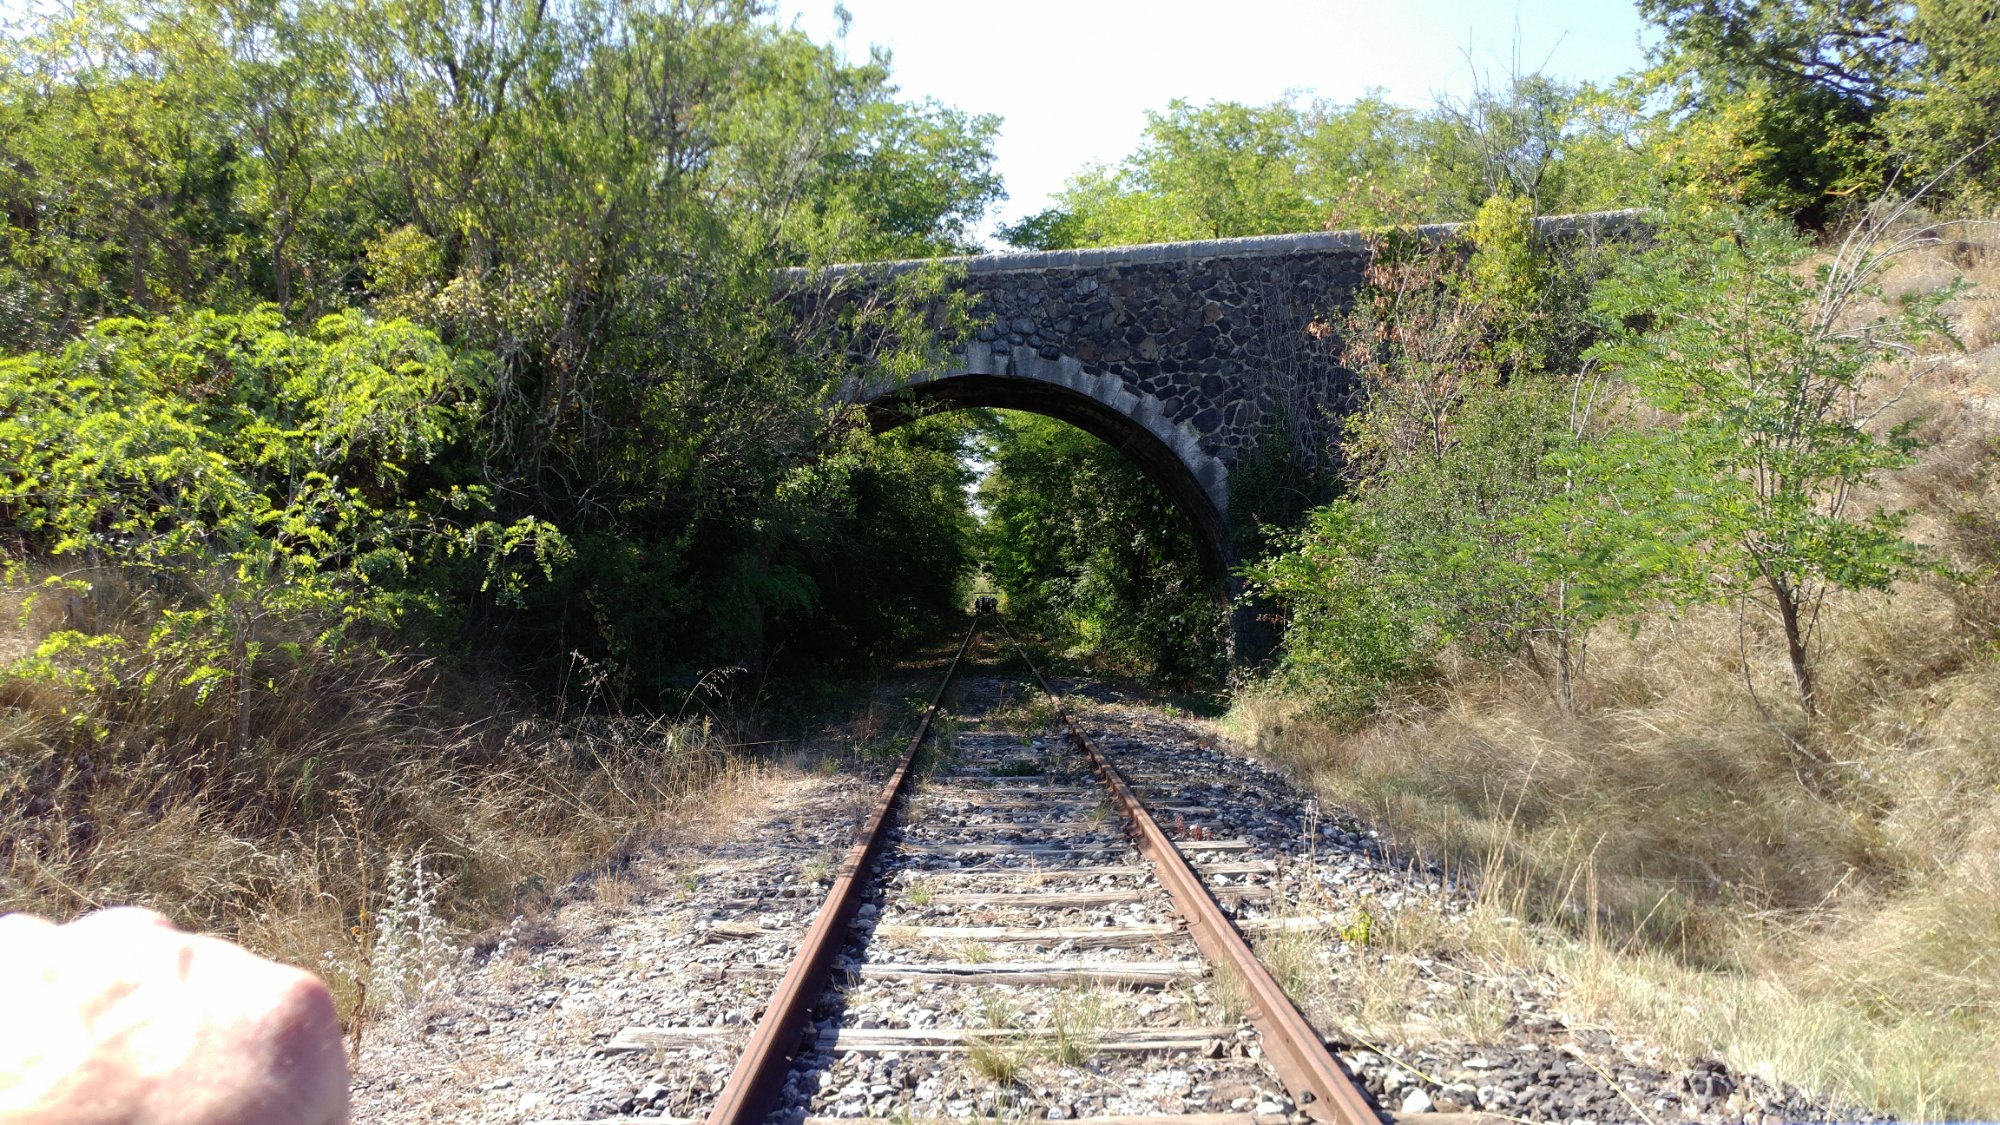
left=1230, top=222, right=2000, bottom=1117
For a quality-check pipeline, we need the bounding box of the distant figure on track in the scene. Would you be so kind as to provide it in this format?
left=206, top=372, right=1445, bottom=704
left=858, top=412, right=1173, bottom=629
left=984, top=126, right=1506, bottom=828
left=0, top=907, right=349, bottom=1124
left=973, top=595, right=998, bottom=615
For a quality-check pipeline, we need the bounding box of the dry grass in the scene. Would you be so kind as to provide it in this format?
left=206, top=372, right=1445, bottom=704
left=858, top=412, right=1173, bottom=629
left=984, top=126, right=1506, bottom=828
left=964, top=988, right=1027, bottom=1086
left=1233, top=592, right=2000, bottom=1114
left=1252, top=892, right=1534, bottom=1050
left=1223, top=227, right=2000, bottom=1119
left=0, top=567, right=762, bottom=1026
left=1043, top=986, right=1115, bottom=1067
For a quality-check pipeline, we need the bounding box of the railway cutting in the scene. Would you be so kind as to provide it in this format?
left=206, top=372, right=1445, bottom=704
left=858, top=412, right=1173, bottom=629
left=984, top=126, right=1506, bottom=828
left=354, top=622, right=1876, bottom=1125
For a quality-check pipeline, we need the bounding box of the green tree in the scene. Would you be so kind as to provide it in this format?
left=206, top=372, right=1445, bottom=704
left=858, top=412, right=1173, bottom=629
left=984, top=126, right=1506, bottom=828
left=0, top=308, right=557, bottom=762
left=1640, top=0, right=2000, bottom=219
left=0, top=0, right=1003, bottom=699
left=1004, top=81, right=1652, bottom=253
left=1587, top=201, right=1953, bottom=716
left=1293, top=92, right=1435, bottom=227
left=1884, top=1, right=2000, bottom=208
left=1001, top=99, right=1318, bottom=248
left=762, top=413, right=980, bottom=666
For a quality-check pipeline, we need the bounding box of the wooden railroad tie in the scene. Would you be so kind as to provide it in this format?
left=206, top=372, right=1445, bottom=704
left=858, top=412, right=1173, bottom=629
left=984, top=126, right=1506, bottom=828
left=603, top=1023, right=1245, bottom=1054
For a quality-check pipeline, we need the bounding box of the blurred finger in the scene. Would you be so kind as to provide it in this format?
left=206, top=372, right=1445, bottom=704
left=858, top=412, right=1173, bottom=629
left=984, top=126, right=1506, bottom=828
left=68, top=905, right=177, bottom=933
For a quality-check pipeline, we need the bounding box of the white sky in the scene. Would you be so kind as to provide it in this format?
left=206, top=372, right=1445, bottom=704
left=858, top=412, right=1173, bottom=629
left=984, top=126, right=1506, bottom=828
left=777, top=1, right=1657, bottom=247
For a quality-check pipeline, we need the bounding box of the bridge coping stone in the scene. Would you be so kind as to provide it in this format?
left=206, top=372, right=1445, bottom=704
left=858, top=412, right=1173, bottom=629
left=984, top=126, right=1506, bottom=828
left=779, top=209, right=1643, bottom=283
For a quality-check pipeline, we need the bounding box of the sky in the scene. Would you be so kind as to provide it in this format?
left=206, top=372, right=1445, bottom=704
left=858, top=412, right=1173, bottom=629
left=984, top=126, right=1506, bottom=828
left=776, top=1, right=1657, bottom=248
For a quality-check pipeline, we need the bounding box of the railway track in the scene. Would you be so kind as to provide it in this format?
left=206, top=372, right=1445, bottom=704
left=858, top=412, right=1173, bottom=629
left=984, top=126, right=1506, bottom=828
left=562, top=619, right=1384, bottom=1125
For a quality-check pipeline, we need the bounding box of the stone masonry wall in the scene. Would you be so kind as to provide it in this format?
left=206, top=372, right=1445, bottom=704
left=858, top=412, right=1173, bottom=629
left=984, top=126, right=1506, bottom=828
left=787, top=211, right=1642, bottom=562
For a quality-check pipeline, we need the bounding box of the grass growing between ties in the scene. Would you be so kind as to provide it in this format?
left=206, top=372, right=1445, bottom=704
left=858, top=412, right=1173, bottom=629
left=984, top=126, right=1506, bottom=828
left=964, top=1035, right=1024, bottom=1088
left=983, top=684, right=1064, bottom=738
left=1045, top=986, right=1115, bottom=1068
left=966, top=988, right=1026, bottom=1086
left=903, top=874, right=940, bottom=908
left=954, top=985, right=1119, bottom=1093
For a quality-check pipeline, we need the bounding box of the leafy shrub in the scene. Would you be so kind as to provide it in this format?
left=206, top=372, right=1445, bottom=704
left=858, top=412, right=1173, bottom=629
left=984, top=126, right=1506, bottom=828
left=1245, top=198, right=1618, bottom=718
left=1585, top=200, right=1958, bottom=716
left=1, top=309, right=557, bottom=715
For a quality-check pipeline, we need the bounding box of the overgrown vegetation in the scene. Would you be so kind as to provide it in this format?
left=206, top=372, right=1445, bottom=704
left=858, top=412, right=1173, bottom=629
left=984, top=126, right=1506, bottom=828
left=997, top=77, right=1648, bottom=249
left=974, top=412, right=1225, bottom=687
left=1642, top=0, right=2000, bottom=224
left=1201, top=27, right=2000, bottom=1117
left=0, top=0, right=995, bottom=1019
left=0, top=0, right=995, bottom=692
left=1226, top=192, right=2000, bottom=1118
left=1244, top=197, right=1616, bottom=716
left=952, top=6, right=2000, bottom=1115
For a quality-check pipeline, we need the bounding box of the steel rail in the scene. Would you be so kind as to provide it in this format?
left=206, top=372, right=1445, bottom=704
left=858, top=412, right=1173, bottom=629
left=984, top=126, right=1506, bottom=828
left=996, top=621, right=1383, bottom=1125
left=703, top=621, right=978, bottom=1125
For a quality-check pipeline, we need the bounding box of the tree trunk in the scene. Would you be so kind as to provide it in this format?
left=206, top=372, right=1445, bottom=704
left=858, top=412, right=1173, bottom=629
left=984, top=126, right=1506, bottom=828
left=228, top=605, right=253, bottom=780
left=1770, top=577, right=1818, bottom=719
left=273, top=222, right=293, bottom=309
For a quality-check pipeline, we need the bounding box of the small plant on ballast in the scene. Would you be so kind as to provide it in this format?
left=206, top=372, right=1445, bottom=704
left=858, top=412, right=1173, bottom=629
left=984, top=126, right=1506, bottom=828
left=1340, top=908, right=1376, bottom=947
left=966, top=987, right=1025, bottom=1085
left=801, top=852, right=833, bottom=884
left=1046, top=987, right=1113, bottom=1067
left=370, top=852, right=458, bottom=1006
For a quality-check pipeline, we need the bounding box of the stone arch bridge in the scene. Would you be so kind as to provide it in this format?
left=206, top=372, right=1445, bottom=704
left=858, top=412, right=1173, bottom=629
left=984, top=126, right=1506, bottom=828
left=787, top=212, right=1637, bottom=649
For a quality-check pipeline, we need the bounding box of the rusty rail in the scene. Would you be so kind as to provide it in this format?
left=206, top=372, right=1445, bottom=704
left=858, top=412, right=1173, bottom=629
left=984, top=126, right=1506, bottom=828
left=998, top=621, right=1382, bottom=1125
left=703, top=621, right=977, bottom=1125
left=706, top=616, right=1379, bottom=1125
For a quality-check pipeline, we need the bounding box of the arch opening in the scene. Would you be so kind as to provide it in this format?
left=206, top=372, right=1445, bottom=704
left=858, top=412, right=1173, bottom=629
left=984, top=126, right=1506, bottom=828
left=861, top=373, right=1231, bottom=595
